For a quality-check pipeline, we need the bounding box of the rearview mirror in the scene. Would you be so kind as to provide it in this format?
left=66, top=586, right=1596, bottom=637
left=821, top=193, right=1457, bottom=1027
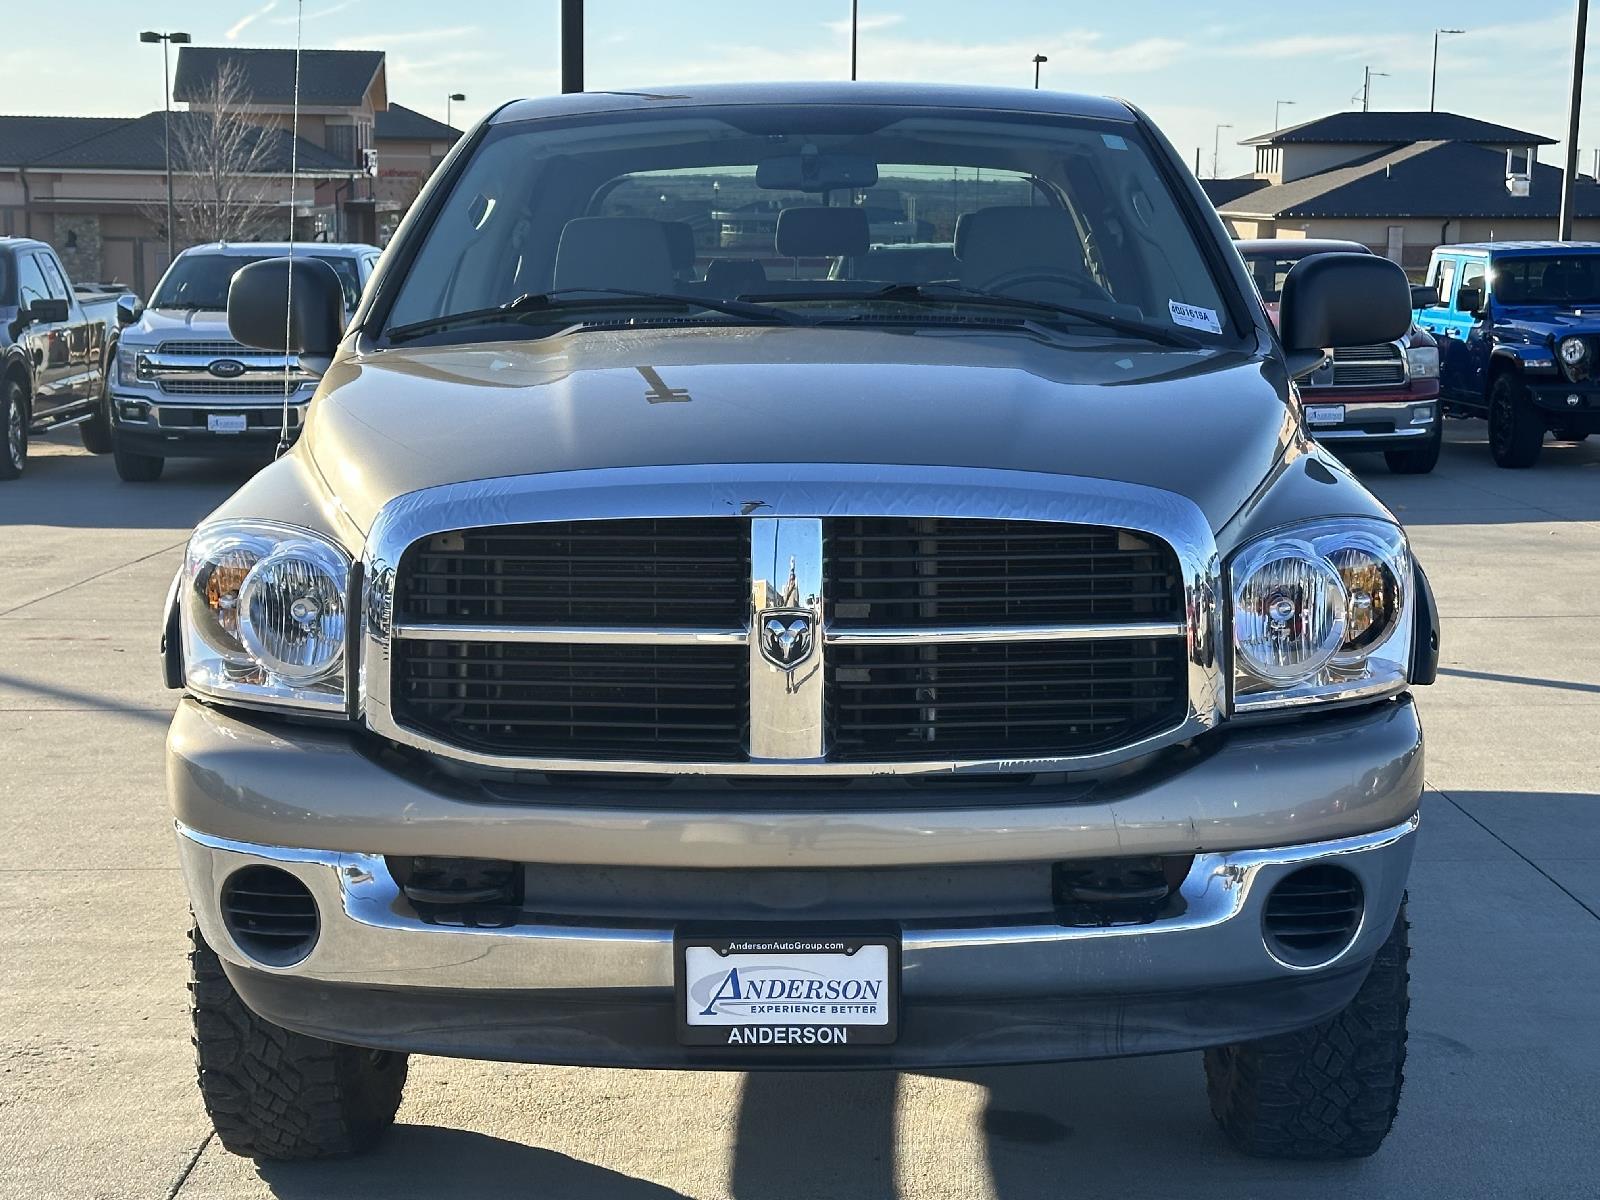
left=227, top=257, right=344, bottom=372
left=1409, top=284, right=1439, bottom=310
left=756, top=152, right=878, bottom=193
left=1280, top=253, right=1412, bottom=380
left=1454, top=285, right=1484, bottom=317
left=115, top=296, right=142, bottom=326
left=24, top=297, right=69, bottom=324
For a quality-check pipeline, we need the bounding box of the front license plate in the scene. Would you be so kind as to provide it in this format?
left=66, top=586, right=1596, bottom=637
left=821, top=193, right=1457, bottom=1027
left=676, top=935, right=899, bottom=1048
left=207, top=413, right=248, bottom=434
left=1304, top=403, right=1345, bottom=426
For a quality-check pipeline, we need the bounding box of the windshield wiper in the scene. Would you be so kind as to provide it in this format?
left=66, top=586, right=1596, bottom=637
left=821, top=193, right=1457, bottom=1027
left=387, top=288, right=801, bottom=342
left=748, top=282, right=1202, bottom=348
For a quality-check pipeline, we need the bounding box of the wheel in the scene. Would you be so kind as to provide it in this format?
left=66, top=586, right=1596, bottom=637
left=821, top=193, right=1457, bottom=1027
left=112, top=438, right=164, bottom=482
left=79, top=372, right=113, bottom=454
left=1384, top=423, right=1442, bottom=474
left=189, top=925, right=408, bottom=1160
left=1204, top=903, right=1409, bottom=1160
left=0, top=378, right=26, bottom=481
left=1487, top=373, right=1544, bottom=468
left=1552, top=427, right=1590, bottom=443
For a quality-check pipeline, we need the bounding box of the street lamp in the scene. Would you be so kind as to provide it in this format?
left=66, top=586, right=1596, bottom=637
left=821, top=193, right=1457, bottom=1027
left=1431, top=29, right=1465, bottom=111
left=1212, top=123, right=1233, bottom=178
left=1362, top=66, right=1390, bottom=112
left=446, top=92, right=465, bottom=126
left=140, top=30, right=190, bottom=268
left=1033, top=54, right=1049, bottom=89
left=1275, top=99, right=1295, bottom=130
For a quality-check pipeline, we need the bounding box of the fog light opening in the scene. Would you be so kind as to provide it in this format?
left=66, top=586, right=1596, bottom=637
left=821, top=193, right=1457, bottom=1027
left=1263, top=865, right=1364, bottom=969
left=220, top=865, right=319, bottom=966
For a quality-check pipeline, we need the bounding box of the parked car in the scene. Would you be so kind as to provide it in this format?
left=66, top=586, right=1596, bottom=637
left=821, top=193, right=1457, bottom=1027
left=166, top=83, right=1437, bottom=1164
left=1236, top=239, right=1442, bottom=474
left=109, top=241, right=380, bottom=481
left=1415, top=240, right=1600, bottom=467
left=0, top=237, right=136, bottom=480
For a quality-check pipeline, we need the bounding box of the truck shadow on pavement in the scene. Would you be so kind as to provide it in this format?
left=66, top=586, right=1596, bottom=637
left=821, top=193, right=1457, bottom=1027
left=255, top=1125, right=692, bottom=1199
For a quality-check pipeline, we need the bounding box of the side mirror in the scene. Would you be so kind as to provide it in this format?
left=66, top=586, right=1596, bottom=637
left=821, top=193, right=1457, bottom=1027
left=227, top=256, right=344, bottom=373
left=115, top=296, right=142, bottom=326
left=1409, top=284, right=1439, bottom=310
left=1280, top=253, right=1412, bottom=380
left=1454, top=285, right=1484, bottom=317
left=24, top=297, right=70, bottom=324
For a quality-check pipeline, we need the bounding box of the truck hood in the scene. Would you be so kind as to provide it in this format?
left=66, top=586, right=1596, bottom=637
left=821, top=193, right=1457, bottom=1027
left=124, top=307, right=233, bottom=342
left=1494, top=305, right=1600, bottom=334
left=304, top=325, right=1295, bottom=534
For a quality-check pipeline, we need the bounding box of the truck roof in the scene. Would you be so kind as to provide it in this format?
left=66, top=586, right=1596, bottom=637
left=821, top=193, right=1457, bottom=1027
left=491, top=82, right=1135, bottom=126
left=178, top=241, right=380, bottom=256
left=1234, top=239, right=1370, bottom=257
left=1436, top=241, right=1600, bottom=256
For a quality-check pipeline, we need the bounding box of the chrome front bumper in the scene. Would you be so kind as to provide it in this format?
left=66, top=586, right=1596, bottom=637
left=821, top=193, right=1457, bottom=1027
left=178, top=813, right=1416, bottom=998
left=1306, top=398, right=1438, bottom=442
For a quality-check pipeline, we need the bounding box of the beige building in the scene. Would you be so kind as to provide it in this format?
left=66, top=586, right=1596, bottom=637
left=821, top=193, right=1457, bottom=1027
left=0, top=46, right=459, bottom=295
left=1205, top=111, right=1600, bottom=271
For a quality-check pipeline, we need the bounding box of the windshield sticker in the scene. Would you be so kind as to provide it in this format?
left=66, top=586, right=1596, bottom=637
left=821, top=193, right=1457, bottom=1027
left=1101, top=133, right=1128, bottom=150
left=1169, top=300, right=1222, bottom=334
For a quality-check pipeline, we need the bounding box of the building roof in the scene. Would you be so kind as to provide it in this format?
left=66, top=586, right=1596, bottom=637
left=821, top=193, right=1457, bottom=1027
left=174, top=46, right=385, bottom=108
left=374, top=103, right=460, bottom=142
left=0, top=111, right=354, bottom=174
left=1200, top=177, right=1269, bottom=207
left=1218, top=140, right=1600, bottom=221
left=1241, top=110, right=1553, bottom=148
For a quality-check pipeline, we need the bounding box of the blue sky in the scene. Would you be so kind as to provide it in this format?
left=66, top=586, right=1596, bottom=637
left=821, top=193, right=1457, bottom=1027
left=3, top=1, right=1597, bottom=178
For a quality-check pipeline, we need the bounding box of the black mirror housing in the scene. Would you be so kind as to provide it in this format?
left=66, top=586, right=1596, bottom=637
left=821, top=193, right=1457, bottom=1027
left=1454, top=285, right=1484, bottom=317
left=26, top=297, right=70, bottom=324
left=227, top=257, right=344, bottom=360
left=115, top=296, right=142, bottom=326
left=1409, top=284, right=1439, bottom=310
left=1280, top=253, right=1412, bottom=355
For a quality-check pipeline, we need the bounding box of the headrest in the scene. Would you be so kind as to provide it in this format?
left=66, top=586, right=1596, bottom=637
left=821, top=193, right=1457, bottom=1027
left=658, top=220, right=696, bottom=272
left=954, top=206, right=1083, bottom=264
left=775, top=206, right=870, bottom=258
left=553, top=217, right=674, bottom=294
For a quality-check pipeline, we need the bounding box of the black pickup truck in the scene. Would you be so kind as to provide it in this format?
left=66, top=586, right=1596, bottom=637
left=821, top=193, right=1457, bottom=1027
left=1, top=237, right=136, bottom=480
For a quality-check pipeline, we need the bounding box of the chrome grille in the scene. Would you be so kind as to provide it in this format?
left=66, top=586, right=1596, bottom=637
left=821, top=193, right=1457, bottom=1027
left=1326, top=342, right=1405, bottom=387
left=384, top=515, right=1193, bottom=769
left=156, top=339, right=250, bottom=356
left=158, top=379, right=303, bottom=396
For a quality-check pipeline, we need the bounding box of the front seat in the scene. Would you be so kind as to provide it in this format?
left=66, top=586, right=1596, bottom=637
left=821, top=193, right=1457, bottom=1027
left=553, top=217, right=675, bottom=294
left=954, top=205, right=1091, bottom=292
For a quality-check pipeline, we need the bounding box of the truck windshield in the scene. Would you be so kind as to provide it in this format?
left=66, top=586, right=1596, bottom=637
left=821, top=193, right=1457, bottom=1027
left=1493, top=255, right=1600, bottom=306
left=151, top=254, right=362, bottom=312
left=383, top=106, right=1234, bottom=346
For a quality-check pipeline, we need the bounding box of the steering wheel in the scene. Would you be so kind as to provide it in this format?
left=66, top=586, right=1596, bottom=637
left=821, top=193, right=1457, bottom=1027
left=977, top=268, right=1109, bottom=303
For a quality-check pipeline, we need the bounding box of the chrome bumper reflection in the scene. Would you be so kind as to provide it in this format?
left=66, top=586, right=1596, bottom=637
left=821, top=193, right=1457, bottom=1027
left=177, top=813, right=1417, bottom=995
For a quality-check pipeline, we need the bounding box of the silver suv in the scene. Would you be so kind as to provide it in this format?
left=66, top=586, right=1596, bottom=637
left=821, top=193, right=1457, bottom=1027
left=165, top=83, right=1436, bottom=1163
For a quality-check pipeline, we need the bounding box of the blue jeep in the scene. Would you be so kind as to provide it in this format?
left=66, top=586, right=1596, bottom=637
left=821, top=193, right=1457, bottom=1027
left=1416, top=241, right=1600, bottom=467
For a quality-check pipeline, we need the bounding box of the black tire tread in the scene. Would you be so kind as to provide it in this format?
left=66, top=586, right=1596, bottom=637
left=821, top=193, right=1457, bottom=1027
left=0, top=379, right=25, bottom=482
left=189, top=925, right=407, bottom=1161
left=112, top=439, right=163, bottom=482
left=1384, top=425, right=1442, bottom=474
left=1488, top=374, right=1544, bottom=468
left=1204, top=904, right=1409, bottom=1160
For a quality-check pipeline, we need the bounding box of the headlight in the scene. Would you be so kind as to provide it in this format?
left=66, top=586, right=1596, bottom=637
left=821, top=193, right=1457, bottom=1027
left=1559, top=336, right=1589, bottom=382
left=181, top=520, right=351, bottom=714
left=1404, top=344, right=1439, bottom=380
left=1229, top=518, right=1412, bottom=712
left=116, top=344, right=147, bottom=387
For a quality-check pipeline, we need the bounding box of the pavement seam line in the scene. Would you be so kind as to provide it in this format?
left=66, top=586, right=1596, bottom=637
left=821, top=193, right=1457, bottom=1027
left=164, top=1130, right=213, bottom=1198
left=1430, top=779, right=1600, bottom=924
left=0, top=537, right=187, bottom=619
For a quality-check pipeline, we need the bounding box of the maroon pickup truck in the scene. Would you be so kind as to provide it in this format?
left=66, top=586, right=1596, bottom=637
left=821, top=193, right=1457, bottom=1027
left=1237, top=239, right=1442, bottom=474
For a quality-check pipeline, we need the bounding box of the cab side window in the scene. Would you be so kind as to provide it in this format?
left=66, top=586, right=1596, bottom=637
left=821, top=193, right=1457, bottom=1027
left=16, top=252, right=51, bottom=309
left=1429, top=257, right=1457, bottom=307
left=37, top=252, right=70, bottom=301
left=1457, top=261, right=1486, bottom=312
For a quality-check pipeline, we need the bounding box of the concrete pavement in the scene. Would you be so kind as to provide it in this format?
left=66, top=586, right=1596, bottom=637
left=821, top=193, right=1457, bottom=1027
left=2, top=422, right=1597, bottom=1199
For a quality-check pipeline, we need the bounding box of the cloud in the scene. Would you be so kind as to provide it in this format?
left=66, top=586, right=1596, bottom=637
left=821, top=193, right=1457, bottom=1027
left=269, top=0, right=359, bottom=24
left=822, top=13, right=904, bottom=35
left=225, top=0, right=278, bottom=40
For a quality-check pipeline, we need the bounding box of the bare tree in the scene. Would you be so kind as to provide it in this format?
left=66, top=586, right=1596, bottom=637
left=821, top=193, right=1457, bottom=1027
left=153, top=61, right=281, bottom=246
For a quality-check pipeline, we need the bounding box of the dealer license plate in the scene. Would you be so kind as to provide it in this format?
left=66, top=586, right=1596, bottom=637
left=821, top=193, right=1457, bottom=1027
left=207, top=413, right=248, bottom=434
left=676, top=935, right=898, bottom=1048
left=1304, top=403, right=1345, bottom=426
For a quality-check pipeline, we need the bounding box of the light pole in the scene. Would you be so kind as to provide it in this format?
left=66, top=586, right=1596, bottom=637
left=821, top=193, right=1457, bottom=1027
left=1362, top=66, right=1390, bottom=112
left=1212, top=123, right=1233, bottom=178
left=1560, top=0, right=1589, bottom=240
left=1431, top=29, right=1465, bottom=111
left=561, top=0, right=583, bottom=93
left=446, top=92, right=465, bottom=127
left=851, top=0, right=859, bottom=80
left=1275, top=99, right=1295, bottom=130
left=1033, top=54, right=1048, bottom=89
left=140, top=30, right=190, bottom=267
